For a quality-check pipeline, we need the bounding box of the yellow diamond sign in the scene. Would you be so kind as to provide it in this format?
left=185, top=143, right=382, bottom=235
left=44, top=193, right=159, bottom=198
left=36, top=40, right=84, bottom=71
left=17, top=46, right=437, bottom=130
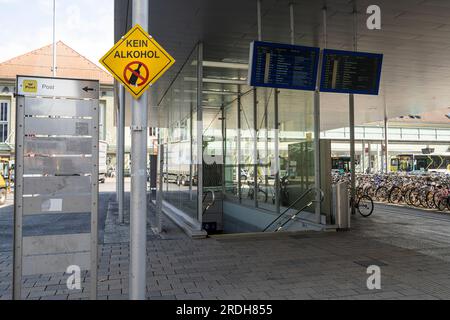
left=100, top=24, right=175, bottom=99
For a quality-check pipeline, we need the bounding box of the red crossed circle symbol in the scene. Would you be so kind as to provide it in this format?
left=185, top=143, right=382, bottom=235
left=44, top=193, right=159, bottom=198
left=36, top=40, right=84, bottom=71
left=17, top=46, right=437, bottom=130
left=123, top=61, right=149, bottom=87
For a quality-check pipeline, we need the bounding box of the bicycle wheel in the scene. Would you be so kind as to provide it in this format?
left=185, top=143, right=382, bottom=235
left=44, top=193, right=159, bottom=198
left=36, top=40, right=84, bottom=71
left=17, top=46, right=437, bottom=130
left=375, top=186, right=388, bottom=202
left=389, top=186, right=402, bottom=204
left=426, top=191, right=436, bottom=209
left=437, top=197, right=448, bottom=211
left=405, top=189, right=412, bottom=206
left=418, top=191, right=428, bottom=208
left=409, top=189, right=421, bottom=207
left=434, top=191, right=442, bottom=209
left=358, top=195, right=374, bottom=217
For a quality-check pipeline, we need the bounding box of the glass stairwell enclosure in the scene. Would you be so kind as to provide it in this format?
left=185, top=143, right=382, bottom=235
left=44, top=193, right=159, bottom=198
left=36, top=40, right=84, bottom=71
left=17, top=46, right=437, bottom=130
left=158, top=43, right=321, bottom=236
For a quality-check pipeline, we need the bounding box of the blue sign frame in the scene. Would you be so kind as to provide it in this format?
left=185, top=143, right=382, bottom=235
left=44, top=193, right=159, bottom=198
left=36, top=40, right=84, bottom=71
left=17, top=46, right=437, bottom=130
left=248, top=41, right=320, bottom=91
left=320, top=49, right=383, bottom=95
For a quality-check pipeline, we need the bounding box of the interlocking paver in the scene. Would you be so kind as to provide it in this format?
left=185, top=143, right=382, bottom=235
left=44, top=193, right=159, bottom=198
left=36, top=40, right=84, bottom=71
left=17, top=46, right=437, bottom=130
left=3, top=194, right=450, bottom=300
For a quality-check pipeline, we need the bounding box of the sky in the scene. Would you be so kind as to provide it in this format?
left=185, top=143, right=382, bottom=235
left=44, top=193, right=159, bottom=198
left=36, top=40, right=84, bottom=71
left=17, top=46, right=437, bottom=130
left=0, top=0, right=114, bottom=66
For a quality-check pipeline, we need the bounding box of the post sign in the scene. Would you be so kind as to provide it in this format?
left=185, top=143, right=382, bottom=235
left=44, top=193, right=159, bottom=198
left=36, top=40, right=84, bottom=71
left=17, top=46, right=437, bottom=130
left=320, top=49, right=383, bottom=95
left=100, top=24, right=175, bottom=99
left=248, top=41, right=320, bottom=91
left=14, top=75, right=99, bottom=300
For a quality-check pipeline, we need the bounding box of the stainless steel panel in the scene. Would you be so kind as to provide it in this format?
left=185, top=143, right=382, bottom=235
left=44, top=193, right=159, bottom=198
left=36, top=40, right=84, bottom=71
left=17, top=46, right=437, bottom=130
left=22, top=252, right=90, bottom=276
left=23, top=176, right=91, bottom=195
left=23, top=213, right=91, bottom=237
left=90, top=82, right=100, bottom=300
left=25, top=137, right=93, bottom=156
left=15, top=77, right=99, bottom=299
left=24, top=157, right=92, bottom=175
left=24, top=97, right=94, bottom=117
left=13, top=95, right=25, bottom=300
left=23, top=194, right=92, bottom=214
left=24, top=118, right=92, bottom=136
left=23, top=233, right=91, bottom=255
left=17, top=76, right=99, bottom=100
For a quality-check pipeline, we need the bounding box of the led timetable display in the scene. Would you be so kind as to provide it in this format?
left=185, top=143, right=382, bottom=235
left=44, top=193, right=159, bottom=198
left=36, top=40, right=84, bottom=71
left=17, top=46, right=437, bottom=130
left=248, top=41, right=320, bottom=91
left=320, top=49, right=383, bottom=95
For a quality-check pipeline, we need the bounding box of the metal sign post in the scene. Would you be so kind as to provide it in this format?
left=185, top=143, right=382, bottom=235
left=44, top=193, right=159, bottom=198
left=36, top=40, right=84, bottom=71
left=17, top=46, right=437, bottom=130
left=100, top=0, right=175, bottom=299
left=13, top=75, right=99, bottom=300
left=129, top=0, right=148, bottom=300
left=118, top=84, right=125, bottom=224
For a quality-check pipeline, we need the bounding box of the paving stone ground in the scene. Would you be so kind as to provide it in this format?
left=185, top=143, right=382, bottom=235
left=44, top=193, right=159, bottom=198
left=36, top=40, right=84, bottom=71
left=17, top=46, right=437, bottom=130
left=2, top=187, right=450, bottom=300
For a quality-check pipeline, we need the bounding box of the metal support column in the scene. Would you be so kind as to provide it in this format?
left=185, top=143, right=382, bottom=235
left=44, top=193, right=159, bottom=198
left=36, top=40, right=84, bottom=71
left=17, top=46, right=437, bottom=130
left=290, top=3, right=295, bottom=45
left=314, top=90, right=321, bottom=223
left=367, top=142, right=372, bottom=173
left=237, top=86, right=242, bottom=201
left=221, top=96, right=226, bottom=198
left=52, top=0, right=56, bottom=76
left=115, top=81, right=120, bottom=202
left=157, top=144, right=164, bottom=233
left=257, top=0, right=262, bottom=42
left=118, top=85, right=125, bottom=224
left=384, top=103, right=389, bottom=173
left=129, top=0, right=148, bottom=300
left=196, top=42, right=204, bottom=227
left=350, top=2, right=357, bottom=215
left=254, top=0, right=262, bottom=208
left=349, top=94, right=356, bottom=214
left=274, top=89, right=280, bottom=214
left=189, top=102, right=194, bottom=200
left=361, top=141, right=365, bottom=173
left=13, top=97, right=24, bottom=300
left=253, top=88, right=258, bottom=208
left=312, top=5, right=328, bottom=224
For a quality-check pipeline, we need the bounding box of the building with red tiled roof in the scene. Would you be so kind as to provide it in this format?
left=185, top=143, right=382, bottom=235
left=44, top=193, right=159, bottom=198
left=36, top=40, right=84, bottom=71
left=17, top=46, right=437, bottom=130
left=0, top=42, right=115, bottom=159
left=0, top=41, right=113, bottom=84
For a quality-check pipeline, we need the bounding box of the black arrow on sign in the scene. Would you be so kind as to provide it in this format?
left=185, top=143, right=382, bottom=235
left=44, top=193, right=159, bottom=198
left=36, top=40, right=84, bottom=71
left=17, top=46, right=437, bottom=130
left=82, top=86, right=95, bottom=92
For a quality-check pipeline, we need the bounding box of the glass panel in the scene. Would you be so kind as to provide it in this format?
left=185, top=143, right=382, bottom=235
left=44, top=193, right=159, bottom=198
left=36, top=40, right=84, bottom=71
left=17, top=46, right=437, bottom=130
left=278, top=89, right=315, bottom=211
left=159, top=46, right=198, bottom=220
left=99, top=101, right=106, bottom=141
left=239, top=89, right=255, bottom=207
left=256, top=88, right=276, bottom=212
left=224, top=100, right=238, bottom=201
left=203, top=107, right=224, bottom=193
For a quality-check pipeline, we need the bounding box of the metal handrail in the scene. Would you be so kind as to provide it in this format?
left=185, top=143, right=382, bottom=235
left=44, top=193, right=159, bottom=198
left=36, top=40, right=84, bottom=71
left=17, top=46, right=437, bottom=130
left=202, top=190, right=216, bottom=215
left=263, top=187, right=324, bottom=232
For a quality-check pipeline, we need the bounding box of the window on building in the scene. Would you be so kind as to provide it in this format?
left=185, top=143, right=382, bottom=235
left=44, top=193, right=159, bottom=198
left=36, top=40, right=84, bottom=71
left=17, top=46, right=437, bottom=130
left=99, top=101, right=106, bottom=141
left=0, top=101, right=8, bottom=143
left=149, top=127, right=158, bottom=137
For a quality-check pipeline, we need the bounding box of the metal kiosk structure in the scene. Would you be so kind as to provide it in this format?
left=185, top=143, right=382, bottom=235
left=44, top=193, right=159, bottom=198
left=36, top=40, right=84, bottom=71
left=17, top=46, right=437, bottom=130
left=13, top=75, right=99, bottom=300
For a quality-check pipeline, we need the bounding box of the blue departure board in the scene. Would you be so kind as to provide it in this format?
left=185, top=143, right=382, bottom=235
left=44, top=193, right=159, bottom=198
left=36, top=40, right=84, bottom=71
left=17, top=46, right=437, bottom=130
left=248, top=41, right=320, bottom=91
left=320, top=49, right=383, bottom=95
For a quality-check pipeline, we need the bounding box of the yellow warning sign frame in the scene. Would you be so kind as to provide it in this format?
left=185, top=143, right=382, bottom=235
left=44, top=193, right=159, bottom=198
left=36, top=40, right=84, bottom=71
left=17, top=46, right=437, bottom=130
left=100, top=24, right=175, bottom=99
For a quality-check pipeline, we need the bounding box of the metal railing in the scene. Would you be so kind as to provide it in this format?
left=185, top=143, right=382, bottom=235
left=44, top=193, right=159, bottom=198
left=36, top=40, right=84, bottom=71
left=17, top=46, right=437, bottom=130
left=202, top=190, right=216, bottom=215
left=263, top=187, right=324, bottom=232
